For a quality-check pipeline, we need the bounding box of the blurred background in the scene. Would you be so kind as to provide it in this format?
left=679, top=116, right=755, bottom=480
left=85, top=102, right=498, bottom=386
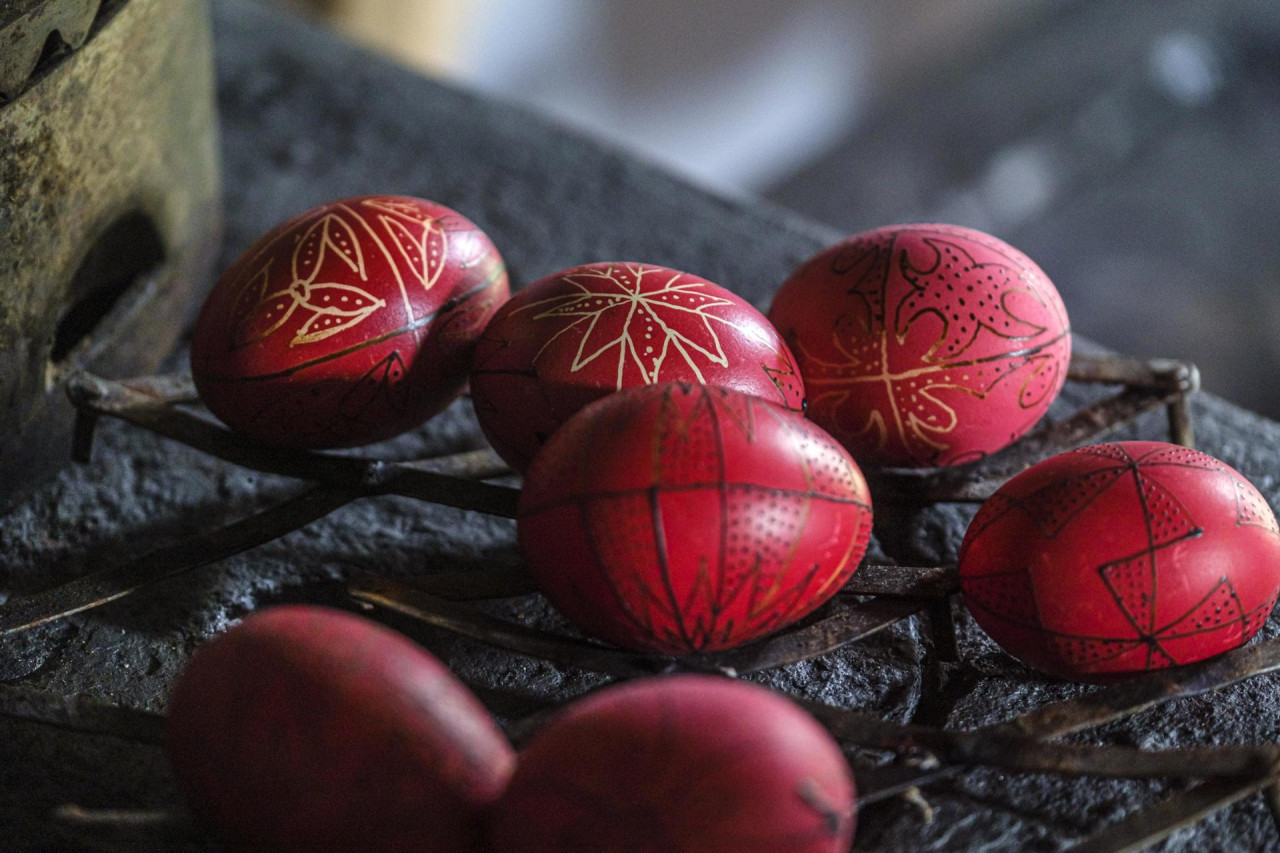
left=267, top=0, right=1280, bottom=420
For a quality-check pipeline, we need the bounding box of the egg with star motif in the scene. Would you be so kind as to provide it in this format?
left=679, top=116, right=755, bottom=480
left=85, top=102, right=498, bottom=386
left=469, top=261, right=804, bottom=472
left=768, top=224, right=1070, bottom=468
left=959, top=441, right=1280, bottom=681
left=191, top=195, right=509, bottom=448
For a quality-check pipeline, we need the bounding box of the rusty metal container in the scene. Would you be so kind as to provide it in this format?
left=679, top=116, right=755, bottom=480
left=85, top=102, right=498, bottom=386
left=0, top=0, right=221, bottom=510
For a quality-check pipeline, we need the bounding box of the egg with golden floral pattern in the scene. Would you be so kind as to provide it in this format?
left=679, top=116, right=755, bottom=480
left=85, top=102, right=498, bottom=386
left=469, top=261, right=804, bottom=472
left=191, top=195, right=508, bottom=448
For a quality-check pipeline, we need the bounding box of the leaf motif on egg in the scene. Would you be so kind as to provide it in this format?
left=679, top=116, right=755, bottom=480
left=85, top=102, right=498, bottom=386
left=231, top=212, right=385, bottom=349
left=361, top=196, right=448, bottom=294
left=191, top=195, right=511, bottom=449
left=517, top=263, right=736, bottom=389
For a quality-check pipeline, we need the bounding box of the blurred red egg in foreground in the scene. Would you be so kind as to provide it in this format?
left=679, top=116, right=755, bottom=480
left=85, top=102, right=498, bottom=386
left=191, top=195, right=508, bottom=448
left=489, top=675, right=856, bottom=852
left=166, top=606, right=514, bottom=852
left=518, top=382, right=872, bottom=654
left=959, top=441, right=1280, bottom=681
left=470, top=261, right=803, bottom=471
left=769, top=223, right=1070, bottom=468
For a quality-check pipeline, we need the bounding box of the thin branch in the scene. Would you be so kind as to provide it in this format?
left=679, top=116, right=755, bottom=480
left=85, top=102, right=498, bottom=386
left=855, top=637, right=1280, bottom=801
left=841, top=564, right=958, bottom=598
left=1067, top=353, right=1199, bottom=393
left=67, top=373, right=519, bottom=518
left=701, top=597, right=929, bottom=676
left=1063, top=775, right=1273, bottom=853
left=52, top=806, right=203, bottom=843
left=0, top=486, right=360, bottom=636
left=350, top=576, right=673, bottom=679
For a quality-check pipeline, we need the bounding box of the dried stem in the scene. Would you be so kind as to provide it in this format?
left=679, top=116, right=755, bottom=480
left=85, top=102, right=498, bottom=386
left=856, top=636, right=1280, bottom=801
left=1063, top=774, right=1274, bottom=853
left=808, top=700, right=1278, bottom=781
left=1066, top=354, right=1199, bottom=393
left=871, top=386, right=1178, bottom=505
left=66, top=372, right=519, bottom=518
left=350, top=575, right=672, bottom=679
left=702, top=597, right=929, bottom=676
left=999, top=637, right=1280, bottom=739
left=0, top=486, right=360, bottom=636
left=52, top=805, right=202, bottom=843
left=841, top=563, right=958, bottom=598
left=866, top=353, right=1200, bottom=506
left=349, top=576, right=927, bottom=678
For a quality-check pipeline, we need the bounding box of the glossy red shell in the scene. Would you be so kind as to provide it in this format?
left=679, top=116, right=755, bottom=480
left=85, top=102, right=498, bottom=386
left=517, top=382, right=873, bottom=654
left=959, top=441, right=1280, bottom=681
left=469, top=261, right=803, bottom=472
left=191, top=195, right=509, bottom=448
left=768, top=224, right=1070, bottom=468
left=165, top=606, right=515, bottom=852
left=489, top=675, right=857, bottom=852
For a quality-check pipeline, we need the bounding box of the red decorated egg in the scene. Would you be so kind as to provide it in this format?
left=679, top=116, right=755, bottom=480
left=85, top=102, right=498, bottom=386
left=166, top=606, right=515, bottom=852
left=768, top=224, right=1070, bottom=468
left=959, top=441, right=1280, bottom=681
left=517, top=382, right=873, bottom=654
left=489, top=675, right=857, bottom=852
left=469, top=261, right=803, bottom=471
left=191, top=195, right=509, bottom=448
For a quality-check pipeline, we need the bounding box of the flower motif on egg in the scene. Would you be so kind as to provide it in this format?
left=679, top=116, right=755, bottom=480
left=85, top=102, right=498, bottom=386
left=470, top=262, right=803, bottom=472
left=192, top=195, right=508, bottom=448
left=524, top=264, right=739, bottom=387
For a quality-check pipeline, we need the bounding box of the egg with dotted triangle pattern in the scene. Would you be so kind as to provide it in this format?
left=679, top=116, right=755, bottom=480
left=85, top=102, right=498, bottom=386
left=959, top=441, right=1280, bottom=681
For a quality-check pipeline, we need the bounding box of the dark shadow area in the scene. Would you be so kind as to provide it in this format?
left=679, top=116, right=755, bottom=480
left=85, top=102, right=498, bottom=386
left=52, top=211, right=165, bottom=366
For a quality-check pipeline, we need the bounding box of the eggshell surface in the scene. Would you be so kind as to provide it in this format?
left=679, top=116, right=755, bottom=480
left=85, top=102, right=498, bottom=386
left=517, top=382, right=872, bottom=655
left=959, top=441, right=1280, bottom=681
left=489, top=675, right=857, bottom=853
left=165, top=606, right=515, bottom=852
left=768, top=223, right=1070, bottom=467
left=191, top=195, right=508, bottom=448
left=470, top=261, right=803, bottom=471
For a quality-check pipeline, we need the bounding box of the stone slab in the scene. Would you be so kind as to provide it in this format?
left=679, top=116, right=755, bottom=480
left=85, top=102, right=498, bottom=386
left=2, top=1, right=1280, bottom=850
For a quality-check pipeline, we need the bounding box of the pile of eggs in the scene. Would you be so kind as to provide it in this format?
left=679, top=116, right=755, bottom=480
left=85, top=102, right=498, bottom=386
left=167, top=606, right=857, bottom=852
left=177, top=198, right=1280, bottom=845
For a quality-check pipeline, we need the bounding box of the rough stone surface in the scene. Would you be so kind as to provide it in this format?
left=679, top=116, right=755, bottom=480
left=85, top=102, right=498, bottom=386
left=1, top=1, right=1279, bottom=850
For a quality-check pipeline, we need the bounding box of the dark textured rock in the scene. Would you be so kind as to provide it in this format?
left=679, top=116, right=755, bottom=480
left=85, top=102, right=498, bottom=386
left=1, top=1, right=1279, bottom=850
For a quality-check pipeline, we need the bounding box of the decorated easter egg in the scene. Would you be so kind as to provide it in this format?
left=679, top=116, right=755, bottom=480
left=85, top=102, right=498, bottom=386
left=166, top=606, right=515, bottom=852
left=959, top=441, right=1280, bottom=681
left=768, top=224, right=1070, bottom=468
left=469, top=261, right=803, bottom=471
left=517, top=382, right=872, bottom=655
left=191, top=195, right=509, bottom=448
left=489, top=675, right=857, bottom=853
